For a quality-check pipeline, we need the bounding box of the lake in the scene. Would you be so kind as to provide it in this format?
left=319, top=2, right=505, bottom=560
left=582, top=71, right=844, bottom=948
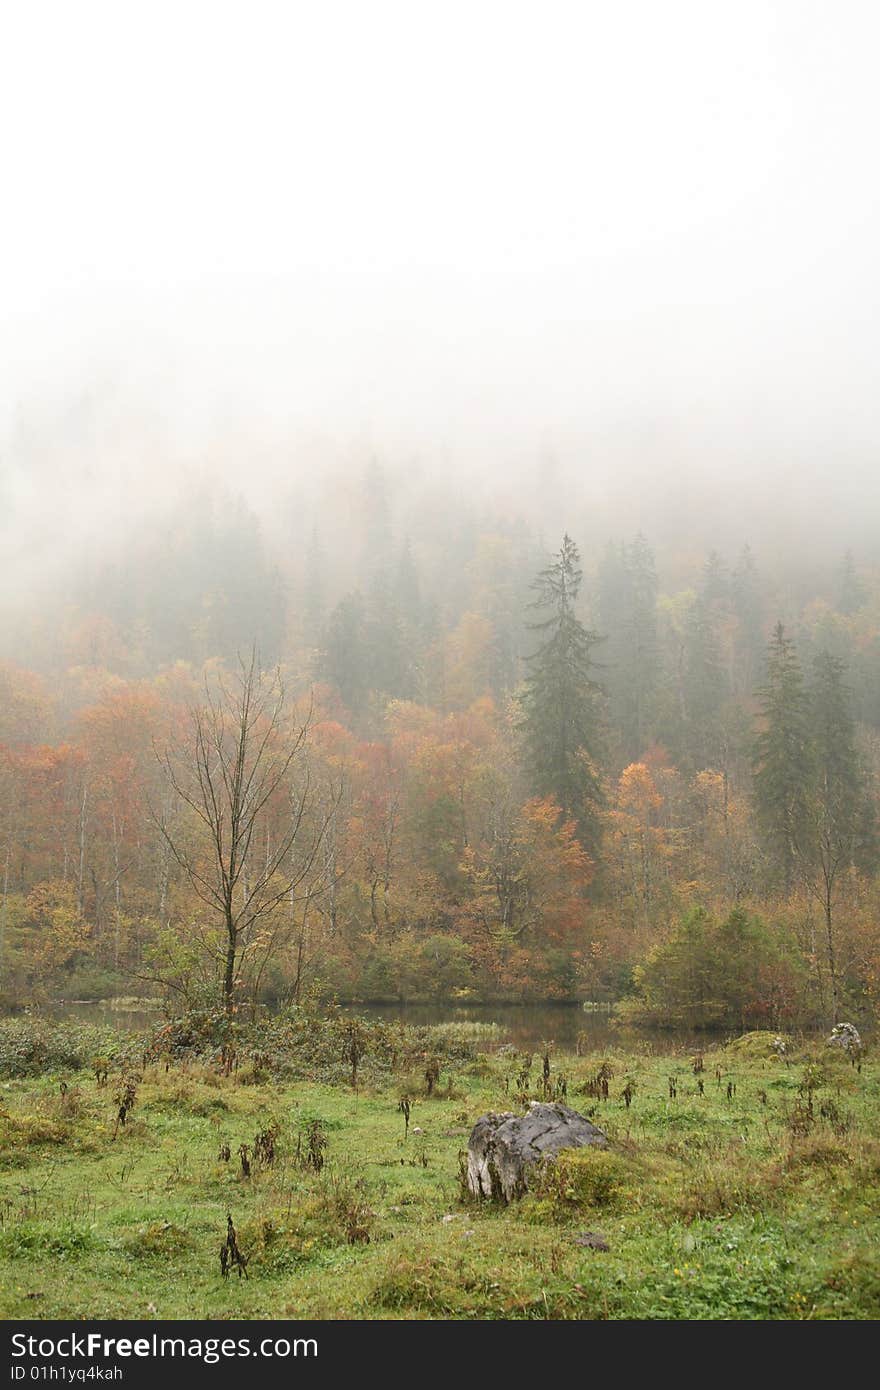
left=43, top=998, right=722, bottom=1053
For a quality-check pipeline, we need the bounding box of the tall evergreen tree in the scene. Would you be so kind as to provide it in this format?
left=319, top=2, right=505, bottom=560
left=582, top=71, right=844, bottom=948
left=394, top=538, right=423, bottom=632
left=683, top=595, right=727, bottom=770
left=519, top=534, right=605, bottom=853
left=804, top=650, right=876, bottom=1021
left=365, top=566, right=417, bottom=702
left=701, top=550, right=730, bottom=607
left=731, top=544, right=763, bottom=696
left=598, top=534, right=658, bottom=760
left=321, top=592, right=370, bottom=716
left=836, top=550, right=867, bottom=616
left=752, top=622, right=812, bottom=892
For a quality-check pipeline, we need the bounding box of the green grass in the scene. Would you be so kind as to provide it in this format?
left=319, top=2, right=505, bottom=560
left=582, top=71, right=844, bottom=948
left=0, top=1038, right=878, bottom=1319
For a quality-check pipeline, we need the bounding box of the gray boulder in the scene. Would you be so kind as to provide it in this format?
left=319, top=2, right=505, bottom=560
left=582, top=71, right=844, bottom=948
left=467, top=1101, right=607, bottom=1203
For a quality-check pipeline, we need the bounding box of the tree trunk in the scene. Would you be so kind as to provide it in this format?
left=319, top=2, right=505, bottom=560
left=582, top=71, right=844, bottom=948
left=825, top=886, right=839, bottom=1025
left=224, top=905, right=237, bottom=1013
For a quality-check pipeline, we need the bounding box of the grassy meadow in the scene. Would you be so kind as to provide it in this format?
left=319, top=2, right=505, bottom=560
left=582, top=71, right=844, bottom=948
left=0, top=1017, right=878, bottom=1321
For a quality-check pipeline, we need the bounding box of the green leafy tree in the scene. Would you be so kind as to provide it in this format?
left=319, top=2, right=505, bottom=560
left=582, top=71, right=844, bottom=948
left=623, top=905, right=806, bottom=1030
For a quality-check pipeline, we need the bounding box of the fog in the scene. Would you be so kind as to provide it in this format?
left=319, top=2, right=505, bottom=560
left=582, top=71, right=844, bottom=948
left=2, top=1, right=880, bottom=628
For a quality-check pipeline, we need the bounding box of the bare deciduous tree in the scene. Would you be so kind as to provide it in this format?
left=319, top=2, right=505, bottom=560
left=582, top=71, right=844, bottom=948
left=154, top=651, right=333, bottom=1012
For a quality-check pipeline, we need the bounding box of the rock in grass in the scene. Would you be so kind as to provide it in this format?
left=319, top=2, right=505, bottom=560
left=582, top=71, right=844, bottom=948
left=574, top=1231, right=609, bottom=1251
left=467, top=1101, right=607, bottom=1203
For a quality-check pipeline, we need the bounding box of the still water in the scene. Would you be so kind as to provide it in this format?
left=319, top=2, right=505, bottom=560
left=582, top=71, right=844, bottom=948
left=48, top=998, right=720, bottom=1053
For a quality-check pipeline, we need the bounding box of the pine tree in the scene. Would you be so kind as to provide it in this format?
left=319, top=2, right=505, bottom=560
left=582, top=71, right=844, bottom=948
left=836, top=550, right=866, bottom=616
left=683, top=595, right=727, bottom=770
left=701, top=550, right=730, bottom=607
left=752, top=622, right=812, bottom=892
left=519, top=534, right=605, bottom=852
left=731, top=545, right=763, bottom=696
left=365, top=567, right=417, bottom=702
left=804, top=650, right=876, bottom=1021
left=598, top=534, right=658, bottom=760
left=321, top=592, right=370, bottom=715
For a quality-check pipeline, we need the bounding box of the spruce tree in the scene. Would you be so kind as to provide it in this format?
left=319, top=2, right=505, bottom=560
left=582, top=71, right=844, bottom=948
left=701, top=550, right=730, bottom=607
left=321, top=592, right=370, bottom=715
left=731, top=544, right=763, bottom=696
left=598, top=533, right=658, bottom=760
left=836, top=550, right=866, bottom=616
left=752, top=622, right=812, bottom=891
left=519, top=534, right=605, bottom=852
left=683, top=595, right=727, bottom=770
left=806, top=650, right=876, bottom=1020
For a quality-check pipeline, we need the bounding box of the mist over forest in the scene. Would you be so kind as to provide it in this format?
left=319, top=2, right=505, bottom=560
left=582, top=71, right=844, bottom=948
left=5, top=3, right=880, bottom=1329
left=3, top=0, right=880, bottom=1024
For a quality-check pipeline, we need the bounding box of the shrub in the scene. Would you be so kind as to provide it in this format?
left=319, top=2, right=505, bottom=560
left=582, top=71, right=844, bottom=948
left=0, top=1223, right=100, bottom=1259
left=240, top=1177, right=374, bottom=1273
left=139, top=1003, right=478, bottom=1088
left=530, top=1148, right=629, bottom=1212
left=786, top=1135, right=852, bottom=1170
left=673, top=1156, right=782, bottom=1220
left=0, top=1017, right=123, bottom=1078
left=123, top=1222, right=194, bottom=1260
left=0, top=1112, right=69, bottom=1147
left=822, top=1254, right=880, bottom=1318
left=618, top=907, right=808, bottom=1030
left=724, top=1031, right=791, bottom=1060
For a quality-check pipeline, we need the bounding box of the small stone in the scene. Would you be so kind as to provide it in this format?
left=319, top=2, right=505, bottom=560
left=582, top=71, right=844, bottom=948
left=574, top=1232, right=609, bottom=1251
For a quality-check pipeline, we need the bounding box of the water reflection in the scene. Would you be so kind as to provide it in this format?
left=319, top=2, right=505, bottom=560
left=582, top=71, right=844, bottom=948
left=340, top=1001, right=721, bottom=1053
left=46, top=998, right=728, bottom=1053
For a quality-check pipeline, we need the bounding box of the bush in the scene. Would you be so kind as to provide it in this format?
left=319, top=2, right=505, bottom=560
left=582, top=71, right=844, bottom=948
left=240, top=1177, right=374, bottom=1273
left=0, top=1017, right=123, bottom=1078
left=822, top=1253, right=880, bottom=1318
left=786, top=1135, right=852, bottom=1170
left=0, top=1224, right=100, bottom=1259
left=724, top=1031, right=791, bottom=1060
left=673, top=1156, right=782, bottom=1220
left=141, top=1003, right=479, bottom=1087
left=618, top=907, right=808, bottom=1031
left=530, top=1147, right=629, bottom=1212
left=0, top=1112, right=69, bottom=1149
left=123, top=1222, right=194, bottom=1260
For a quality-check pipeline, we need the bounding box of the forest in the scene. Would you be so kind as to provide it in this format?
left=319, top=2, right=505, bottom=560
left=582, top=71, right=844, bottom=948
left=2, top=462, right=878, bottom=1034
left=5, top=0, right=880, bottom=1337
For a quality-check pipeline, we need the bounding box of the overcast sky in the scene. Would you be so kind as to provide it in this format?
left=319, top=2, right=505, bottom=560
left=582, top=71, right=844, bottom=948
left=1, top=1, right=879, bottom=549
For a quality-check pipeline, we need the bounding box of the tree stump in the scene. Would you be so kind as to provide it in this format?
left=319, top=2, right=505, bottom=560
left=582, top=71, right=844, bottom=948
left=466, top=1101, right=607, bottom=1203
